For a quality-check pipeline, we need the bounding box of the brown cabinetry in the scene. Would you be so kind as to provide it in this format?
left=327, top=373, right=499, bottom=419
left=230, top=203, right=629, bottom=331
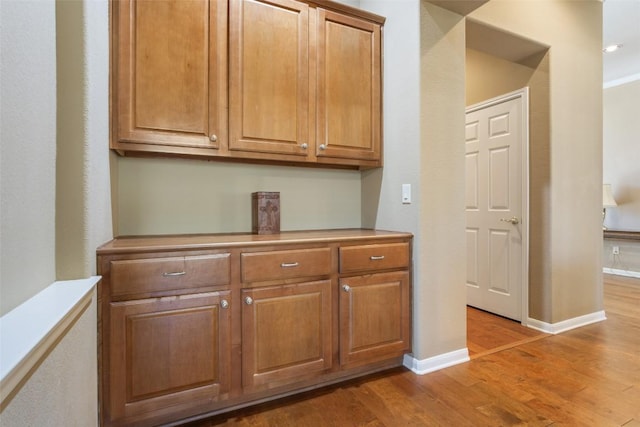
left=241, top=280, right=332, bottom=391
left=107, top=292, right=231, bottom=424
left=339, top=271, right=411, bottom=367
left=316, top=8, right=382, bottom=165
left=338, top=242, right=411, bottom=368
left=111, top=0, right=227, bottom=154
left=111, top=0, right=384, bottom=169
left=98, top=229, right=411, bottom=426
left=229, top=0, right=311, bottom=159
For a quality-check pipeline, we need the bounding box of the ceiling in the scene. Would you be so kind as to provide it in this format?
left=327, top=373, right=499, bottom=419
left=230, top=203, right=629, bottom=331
left=603, top=0, right=640, bottom=86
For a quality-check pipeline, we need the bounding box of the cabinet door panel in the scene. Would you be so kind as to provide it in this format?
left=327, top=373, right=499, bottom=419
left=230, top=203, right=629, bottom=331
left=340, top=272, right=410, bottom=367
left=242, top=280, right=332, bottom=390
left=108, top=292, right=231, bottom=422
left=229, top=0, right=311, bottom=156
left=317, top=9, right=381, bottom=162
left=114, top=0, right=227, bottom=149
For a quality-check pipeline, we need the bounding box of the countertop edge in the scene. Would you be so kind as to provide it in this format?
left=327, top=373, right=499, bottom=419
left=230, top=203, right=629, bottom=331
left=97, top=229, right=414, bottom=255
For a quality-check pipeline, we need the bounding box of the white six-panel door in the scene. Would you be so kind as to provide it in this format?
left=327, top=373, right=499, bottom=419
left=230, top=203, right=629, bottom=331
left=465, top=89, right=528, bottom=322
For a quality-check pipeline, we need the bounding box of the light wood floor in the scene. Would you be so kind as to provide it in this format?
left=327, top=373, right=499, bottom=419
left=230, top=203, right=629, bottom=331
left=187, top=274, right=640, bottom=426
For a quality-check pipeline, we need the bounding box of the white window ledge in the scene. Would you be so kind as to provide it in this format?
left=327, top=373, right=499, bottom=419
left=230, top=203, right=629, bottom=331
left=0, top=276, right=100, bottom=405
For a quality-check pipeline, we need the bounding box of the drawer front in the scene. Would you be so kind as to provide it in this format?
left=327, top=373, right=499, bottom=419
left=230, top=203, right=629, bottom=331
left=111, top=254, right=230, bottom=297
left=339, top=242, right=409, bottom=273
left=241, top=248, right=331, bottom=283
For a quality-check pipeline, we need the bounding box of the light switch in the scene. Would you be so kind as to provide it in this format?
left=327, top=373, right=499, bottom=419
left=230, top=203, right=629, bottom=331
left=402, top=184, right=411, bottom=204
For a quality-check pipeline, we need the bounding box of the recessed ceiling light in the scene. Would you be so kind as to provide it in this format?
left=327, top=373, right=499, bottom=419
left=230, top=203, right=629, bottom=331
left=603, top=44, right=623, bottom=53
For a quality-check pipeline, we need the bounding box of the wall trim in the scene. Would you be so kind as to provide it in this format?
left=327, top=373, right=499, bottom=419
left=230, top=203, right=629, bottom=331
left=403, top=348, right=470, bottom=375
left=526, top=310, right=607, bottom=335
left=603, top=72, right=640, bottom=89
left=0, top=277, right=100, bottom=406
left=603, top=267, right=640, bottom=279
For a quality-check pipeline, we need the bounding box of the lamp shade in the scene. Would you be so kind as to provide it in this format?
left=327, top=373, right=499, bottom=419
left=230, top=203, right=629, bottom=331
left=603, top=184, right=617, bottom=208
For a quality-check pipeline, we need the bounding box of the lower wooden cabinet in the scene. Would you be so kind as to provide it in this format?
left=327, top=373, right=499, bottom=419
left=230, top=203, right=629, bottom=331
left=106, top=292, right=231, bottom=424
left=97, top=230, right=411, bottom=426
left=241, top=280, right=332, bottom=391
left=339, top=271, right=411, bottom=367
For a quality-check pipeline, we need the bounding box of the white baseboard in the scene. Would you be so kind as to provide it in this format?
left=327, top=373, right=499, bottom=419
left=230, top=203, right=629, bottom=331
left=527, top=310, right=607, bottom=335
left=603, top=267, right=640, bottom=279
left=403, top=348, right=470, bottom=375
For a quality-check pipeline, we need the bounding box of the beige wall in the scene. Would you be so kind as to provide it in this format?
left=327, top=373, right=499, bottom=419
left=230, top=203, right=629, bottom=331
left=361, top=0, right=468, bottom=360
left=1, top=0, right=110, bottom=423
left=116, top=157, right=361, bottom=235
left=466, top=48, right=535, bottom=106
left=0, top=0, right=57, bottom=316
left=469, top=0, right=603, bottom=324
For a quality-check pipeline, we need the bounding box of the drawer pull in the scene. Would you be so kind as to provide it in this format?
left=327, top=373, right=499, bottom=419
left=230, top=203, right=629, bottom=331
left=162, top=271, right=186, bottom=277
left=280, top=262, right=299, bottom=268
left=370, top=255, right=385, bottom=261
left=342, top=284, right=351, bottom=292
left=244, top=296, right=254, bottom=305
left=220, top=299, right=229, bottom=309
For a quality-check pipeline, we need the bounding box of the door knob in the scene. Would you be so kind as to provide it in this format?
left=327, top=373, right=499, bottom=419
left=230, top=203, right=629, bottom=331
left=500, top=217, right=520, bottom=225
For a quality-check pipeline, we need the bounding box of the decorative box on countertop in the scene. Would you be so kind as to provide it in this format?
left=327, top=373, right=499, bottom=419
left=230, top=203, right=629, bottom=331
left=252, top=191, right=280, bottom=234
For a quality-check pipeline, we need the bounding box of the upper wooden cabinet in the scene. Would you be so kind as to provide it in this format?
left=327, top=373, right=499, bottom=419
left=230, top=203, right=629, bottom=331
left=112, top=0, right=228, bottom=154
left=111, top=0, right=384, bottom=169
left=316, top=9, right=381, bottom=166
left=229, top=0, right=312, bottom=159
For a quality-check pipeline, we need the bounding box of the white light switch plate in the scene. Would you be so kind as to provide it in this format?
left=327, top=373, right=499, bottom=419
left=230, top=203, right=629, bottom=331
left=402, top=184, right=411, bottom=204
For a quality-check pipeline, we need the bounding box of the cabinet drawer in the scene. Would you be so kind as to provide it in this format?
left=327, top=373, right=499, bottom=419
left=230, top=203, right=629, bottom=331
left=241, top=248, right=331, bottom=283
left=111, top=254, right=230, bottom=297
left=339, top=242, right=409, bottom=273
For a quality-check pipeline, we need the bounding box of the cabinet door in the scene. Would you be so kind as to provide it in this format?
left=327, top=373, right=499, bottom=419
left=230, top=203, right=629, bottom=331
left=316, top=9, right=381, bottom=164
left=242, top=280, right=332, bottom=391
left=107, top=292, right=231, bottom=424
left=229, top=0, right=312, bottom=157
left=339, top=271, right=410, bottom=367
left=113, top=0, right=227, bottom=150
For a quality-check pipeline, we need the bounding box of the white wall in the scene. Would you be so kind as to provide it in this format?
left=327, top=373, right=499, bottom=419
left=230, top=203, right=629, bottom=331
left=603, top=80, right=640, bottom=231
left=603, top=79, right=640, bottom=275
left=0, top=290, right=98, bottom=426
left=0, top=0, right=57, bottom=316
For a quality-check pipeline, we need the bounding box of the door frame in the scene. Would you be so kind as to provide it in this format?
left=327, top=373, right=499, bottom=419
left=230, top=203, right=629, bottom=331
left=466, top=87, right=530, bottom=326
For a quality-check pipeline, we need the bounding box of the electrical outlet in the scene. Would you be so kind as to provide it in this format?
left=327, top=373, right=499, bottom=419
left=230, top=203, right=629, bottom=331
left=612, top=246, right=620, bottom=255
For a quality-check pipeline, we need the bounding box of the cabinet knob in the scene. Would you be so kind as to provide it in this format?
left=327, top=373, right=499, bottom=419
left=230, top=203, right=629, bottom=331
left=210, top=134, right=218, bottom=142
left=244, top=296, right=253, bottom=305
left=220, top=299, right=229, bottom=309
left=319, top=144, right=327, bottom=150
left=342, top=284, right=351, bottom=292
left=300, top=143, right=308, bottom=149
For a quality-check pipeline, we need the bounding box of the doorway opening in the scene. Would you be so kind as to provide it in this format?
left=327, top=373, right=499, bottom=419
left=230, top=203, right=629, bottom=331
left=464, top=18, right=550, bottom=350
